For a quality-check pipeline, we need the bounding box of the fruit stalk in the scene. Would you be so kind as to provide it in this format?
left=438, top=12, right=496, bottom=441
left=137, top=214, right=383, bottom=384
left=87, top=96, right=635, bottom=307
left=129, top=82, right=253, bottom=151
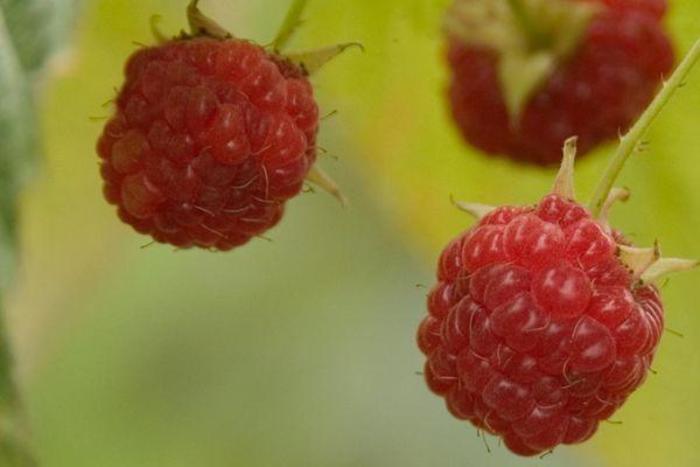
left=589, top=39, right=700, bottom=217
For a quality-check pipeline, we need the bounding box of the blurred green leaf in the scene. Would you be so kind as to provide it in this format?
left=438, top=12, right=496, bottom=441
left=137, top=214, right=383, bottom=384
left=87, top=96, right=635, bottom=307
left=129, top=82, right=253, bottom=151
left=0, top=0, right=79, bottom=286
left=0, top=410, right=36, bottom=467
left=0, top=0, right=80, bottom=73
left=0, top=2, right=80, bottom=466
left=0, top=19, right=30, bottom=457
left=0, top=9, right=33, bottom=289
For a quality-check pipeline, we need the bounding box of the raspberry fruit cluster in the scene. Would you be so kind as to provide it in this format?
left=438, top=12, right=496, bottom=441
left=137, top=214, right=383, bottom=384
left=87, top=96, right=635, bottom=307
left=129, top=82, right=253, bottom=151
left=418, top=190, right=664, bottom=455
left=445, top=0, right=675, bottom=165
left=97, top=1, right=350, bottom=250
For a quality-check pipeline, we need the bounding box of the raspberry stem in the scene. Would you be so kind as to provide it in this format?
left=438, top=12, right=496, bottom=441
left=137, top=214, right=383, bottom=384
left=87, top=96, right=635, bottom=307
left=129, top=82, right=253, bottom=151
left=589, top=39, right=700, bottom=217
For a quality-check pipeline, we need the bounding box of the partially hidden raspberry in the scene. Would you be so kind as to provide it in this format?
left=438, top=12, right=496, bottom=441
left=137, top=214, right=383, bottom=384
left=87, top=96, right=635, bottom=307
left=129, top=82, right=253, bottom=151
left=417, top=136, right=698, bottom=456
left=445, top=0, right=674, bottom=165
left=96, top=2, right=352, bottom=250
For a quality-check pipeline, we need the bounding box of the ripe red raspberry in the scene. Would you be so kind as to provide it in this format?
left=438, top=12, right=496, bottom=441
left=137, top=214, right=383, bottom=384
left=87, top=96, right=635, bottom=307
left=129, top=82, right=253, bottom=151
left=97, top=1, right=350, bottom=250
left=445, top=0, right=674, bottom=165
left=419, top=194, right=662, bottom=455
left=417, top=129, right=699, bottom=454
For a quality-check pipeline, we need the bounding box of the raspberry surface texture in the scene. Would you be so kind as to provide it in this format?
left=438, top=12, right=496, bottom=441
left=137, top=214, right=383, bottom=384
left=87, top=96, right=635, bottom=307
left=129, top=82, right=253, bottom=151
left=446, top=0, right=675, bottom=165
left=98, top=36, right=320, bottom=250
left=417, top=194, right=664, bottom=456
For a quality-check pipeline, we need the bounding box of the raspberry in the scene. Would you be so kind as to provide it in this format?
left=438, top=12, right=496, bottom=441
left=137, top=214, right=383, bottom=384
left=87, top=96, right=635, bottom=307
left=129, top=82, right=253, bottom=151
left=417, top=126, right=699, bottom=453
left=420, top=193, right=661, bottom=455
left=445, top=0, right=674, bottom=165
left=97, top=1, right=353, bottom=250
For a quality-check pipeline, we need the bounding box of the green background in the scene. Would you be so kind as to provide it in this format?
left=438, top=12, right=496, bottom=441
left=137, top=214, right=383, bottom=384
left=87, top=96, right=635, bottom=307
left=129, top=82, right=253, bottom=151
left=3, top=0, right=700, bottom=465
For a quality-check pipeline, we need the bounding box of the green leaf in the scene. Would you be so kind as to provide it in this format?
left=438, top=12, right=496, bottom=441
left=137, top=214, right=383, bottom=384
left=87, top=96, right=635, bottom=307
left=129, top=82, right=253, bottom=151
left=0, top=2, right=80, bottom=465
left=0, top=11, right=34, bottom=288
left=0, top=0, right=80, bottom=73
left=0, top=0, right=80, bottom=288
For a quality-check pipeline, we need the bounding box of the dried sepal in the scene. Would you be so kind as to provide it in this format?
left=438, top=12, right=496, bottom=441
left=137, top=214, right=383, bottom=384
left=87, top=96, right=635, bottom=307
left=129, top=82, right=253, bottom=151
left=618, top=242, right=660, bottom=279
left=187, top=0, right=233, bottom=39
left=150, top=15, right=168, bottom=43
left=306, top=166, right=347, bottom=207
left=598, top=187, right=631, bottom=226
left=286, top=43, right=364, bottom=76
left=642, top=258, right=699, bottom=284
left=552, top=136, right=578, bottom=200
left=451, top=198, right=496, bottom=220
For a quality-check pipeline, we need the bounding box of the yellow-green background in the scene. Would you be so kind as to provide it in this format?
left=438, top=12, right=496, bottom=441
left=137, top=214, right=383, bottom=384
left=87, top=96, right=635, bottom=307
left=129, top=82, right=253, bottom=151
left=6, top=0, right=700, bottom=465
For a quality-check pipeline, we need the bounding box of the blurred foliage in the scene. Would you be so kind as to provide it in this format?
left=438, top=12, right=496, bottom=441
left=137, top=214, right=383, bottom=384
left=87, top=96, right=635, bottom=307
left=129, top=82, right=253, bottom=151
left=0, top=0, right=79, bottom=286
left=1, top=1, right=79, bottom=465
left=2, top=0, right=699, bottom=466
left=0, top=0, right=80, bottom=72
left=0, top=6, right=32, bottom=289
